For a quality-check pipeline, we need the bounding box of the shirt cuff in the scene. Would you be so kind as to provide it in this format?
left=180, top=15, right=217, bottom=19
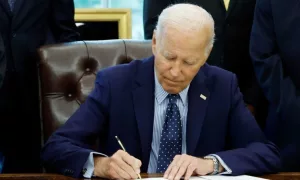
left=82, top=152, right=108, bottom=178
left=210, top=154, right=232, bottom=175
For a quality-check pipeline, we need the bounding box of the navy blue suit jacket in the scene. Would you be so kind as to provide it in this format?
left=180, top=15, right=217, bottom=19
left=41, top=57, right=280, bottom=178
left=250, top=0, right=300, bottom=171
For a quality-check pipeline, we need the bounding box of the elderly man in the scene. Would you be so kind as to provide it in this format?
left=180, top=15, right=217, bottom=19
left=41, top=4, right=280, bottom=179
left=144, top=0, right=268, bottom=130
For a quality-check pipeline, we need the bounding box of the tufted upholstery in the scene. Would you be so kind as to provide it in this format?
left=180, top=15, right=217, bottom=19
left=38, top=39, right=152, bottom=143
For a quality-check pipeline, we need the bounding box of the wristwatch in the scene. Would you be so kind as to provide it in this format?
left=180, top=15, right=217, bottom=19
left=204, top=155, right=219, bottom=175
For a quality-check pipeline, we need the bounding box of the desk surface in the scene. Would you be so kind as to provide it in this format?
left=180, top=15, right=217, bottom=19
left=0, top=173, right=300, bottom=180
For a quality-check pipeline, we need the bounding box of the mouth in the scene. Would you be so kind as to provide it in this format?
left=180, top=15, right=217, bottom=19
left=163, top=77, right=182, bottom=86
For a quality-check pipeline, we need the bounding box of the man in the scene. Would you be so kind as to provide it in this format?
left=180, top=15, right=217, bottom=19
left=42, top=4, right=280, bottom=179
left=250, top=0, right=300, bottom=171
left=143, top=0, right=268, bottom=129
left=0, top=0, right=79, bottom=173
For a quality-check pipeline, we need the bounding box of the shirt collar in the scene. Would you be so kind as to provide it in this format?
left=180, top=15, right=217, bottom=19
left=154, top=69, right=189, bottom=106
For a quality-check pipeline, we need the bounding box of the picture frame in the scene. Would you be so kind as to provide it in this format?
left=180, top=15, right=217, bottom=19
left=75, top=8, right=132, bottom=39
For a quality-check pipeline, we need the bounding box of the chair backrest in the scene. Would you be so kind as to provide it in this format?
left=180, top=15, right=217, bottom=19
left=38, top=39, right=152, bottom=143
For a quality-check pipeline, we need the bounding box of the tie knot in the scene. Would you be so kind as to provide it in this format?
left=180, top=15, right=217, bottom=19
left=167, top=94, right=179, bottom=104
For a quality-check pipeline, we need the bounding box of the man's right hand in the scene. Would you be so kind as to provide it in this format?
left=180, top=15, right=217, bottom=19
left=93, top=150, right=142, bottom=179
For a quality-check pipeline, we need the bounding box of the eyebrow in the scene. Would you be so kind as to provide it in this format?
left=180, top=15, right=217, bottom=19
left=163, top=51, right=177, bottom=58
left=186, top=58, right=198, bottom=63
left=162, top=50, right=199, bottom=63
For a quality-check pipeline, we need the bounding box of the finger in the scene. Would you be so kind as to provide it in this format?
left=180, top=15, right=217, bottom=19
left=175, top=160, right=190, bottom=180
left=108, top=167, right=121, bottom=180
left=111, top=160, right=132, bottom=179
left=116, top=152, right=139, bottom=179
left=122, top=152, right=142, bottom=173
left=184, top=163, right=197, bottom=180
left=168, top=164, right=180, bottom=180
left=170, top=155, right=188, bottom=180
left=164, top=155, right=180, bottom=178
left=167, top=156, right=182, bottom=180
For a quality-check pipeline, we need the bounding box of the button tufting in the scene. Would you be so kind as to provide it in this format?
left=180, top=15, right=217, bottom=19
left=68, top=94, right=72, bottom=97
left=86, top=68, right=90, bottom=72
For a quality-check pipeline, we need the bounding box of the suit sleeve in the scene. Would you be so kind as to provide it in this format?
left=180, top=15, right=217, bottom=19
left=49, top=0, right=80, bottom=42
left=143, top=0, right=173, bottom=39
left=215, top=74, right=281, bottom=175
left=241, top=72, right=261, bottom=108
left=41, top=72, right=110, bottom=178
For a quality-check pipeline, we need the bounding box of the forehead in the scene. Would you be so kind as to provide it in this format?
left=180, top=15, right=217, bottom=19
left=158, top=27, right=209, bottom=57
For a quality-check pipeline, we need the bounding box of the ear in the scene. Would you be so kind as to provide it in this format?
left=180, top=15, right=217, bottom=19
left=205, top=44, right=213, bottom=59
left=152, top=30, right=157, bottom=56
left=207, top=45, right=213, bottom=56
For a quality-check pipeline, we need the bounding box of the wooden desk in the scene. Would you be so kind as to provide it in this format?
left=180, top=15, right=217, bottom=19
left=0, top=173, right=300, bottom=180
left=144, top=173, right=300, bottom=180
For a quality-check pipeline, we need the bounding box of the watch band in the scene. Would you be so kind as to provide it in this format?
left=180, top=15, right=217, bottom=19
left=204, top=155, right=219, bottom=175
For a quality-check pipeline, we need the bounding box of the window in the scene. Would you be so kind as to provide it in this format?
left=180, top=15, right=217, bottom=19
left=74, top=0, right=144, bottom=39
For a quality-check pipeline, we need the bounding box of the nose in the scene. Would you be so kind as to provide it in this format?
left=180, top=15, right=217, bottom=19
left=170, top=62, right=181, bottom=77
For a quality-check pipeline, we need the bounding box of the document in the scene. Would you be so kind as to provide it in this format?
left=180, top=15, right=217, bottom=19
left=141, top=175, right=268, bottom=180
left=199, top=175, right=268, bottom=180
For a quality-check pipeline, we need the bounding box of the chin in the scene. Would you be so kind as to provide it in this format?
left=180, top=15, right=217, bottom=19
left=163, top=86, right=181, bottom=94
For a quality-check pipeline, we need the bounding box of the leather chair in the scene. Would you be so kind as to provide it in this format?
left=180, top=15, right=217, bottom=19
left=38, top=39, right=152, bottom=144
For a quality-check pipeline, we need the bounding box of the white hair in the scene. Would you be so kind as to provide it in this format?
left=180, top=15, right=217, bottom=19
left=155, top=3, right=215, bottom=55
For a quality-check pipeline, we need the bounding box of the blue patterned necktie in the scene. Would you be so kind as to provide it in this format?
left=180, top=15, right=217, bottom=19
left=8, top=0, right=16, bottom=11
left=156, top=94, right=182, bottom=173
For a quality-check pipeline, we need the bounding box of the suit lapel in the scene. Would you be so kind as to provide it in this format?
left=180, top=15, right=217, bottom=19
left=226, top=0, right=236, bottom=19
left=12, top=0, right=24, bottom=17
left=186, top=67, right=210, bottom=155
left=0, top=0, right=11, bottom=17
left=132, top=56, right=155, bottom=171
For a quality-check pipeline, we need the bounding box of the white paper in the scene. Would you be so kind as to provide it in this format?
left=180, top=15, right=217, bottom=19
left=200, top=175, right=268, bottom=180
left=140, top=175, right=268, bottom=180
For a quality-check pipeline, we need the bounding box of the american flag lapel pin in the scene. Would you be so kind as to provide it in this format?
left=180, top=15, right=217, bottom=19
left=200, top=94, right=206, bottom=100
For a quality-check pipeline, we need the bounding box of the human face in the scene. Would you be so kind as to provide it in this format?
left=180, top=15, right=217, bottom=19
left=152, top=27, right=212, bottom=94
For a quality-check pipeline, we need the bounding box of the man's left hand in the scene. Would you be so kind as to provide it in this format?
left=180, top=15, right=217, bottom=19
left=163, top=154, right=214, bottom=180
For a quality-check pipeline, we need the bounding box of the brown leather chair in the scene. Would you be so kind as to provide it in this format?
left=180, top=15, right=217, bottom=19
left=38, top=39, right=152, bottom=144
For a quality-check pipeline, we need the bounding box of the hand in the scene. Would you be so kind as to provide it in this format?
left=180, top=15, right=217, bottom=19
left=93, top=150, right=142, bottom=179
left=164, top=154, right=214, bottom=180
